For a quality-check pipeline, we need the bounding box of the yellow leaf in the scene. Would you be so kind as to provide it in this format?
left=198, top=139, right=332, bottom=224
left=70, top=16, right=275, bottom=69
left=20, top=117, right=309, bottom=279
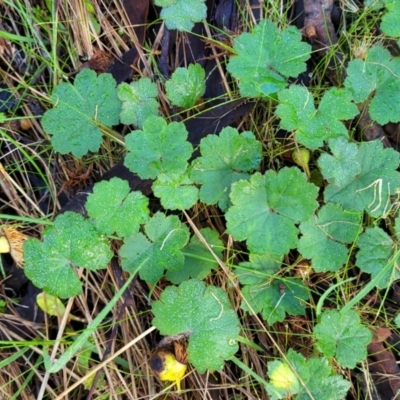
left=37, top=292, right=66, bottom=318
left=149, top=349, right=187, bottom=391
left=269, top=362, right=298, bottom=391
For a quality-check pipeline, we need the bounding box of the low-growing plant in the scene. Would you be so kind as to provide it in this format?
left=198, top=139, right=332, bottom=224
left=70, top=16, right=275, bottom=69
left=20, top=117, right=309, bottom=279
left=4, top=3, right=400, bottom=398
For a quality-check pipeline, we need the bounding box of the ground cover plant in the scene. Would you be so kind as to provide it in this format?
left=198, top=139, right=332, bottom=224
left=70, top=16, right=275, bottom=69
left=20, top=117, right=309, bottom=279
left=1, top=0, right=400, bottom=399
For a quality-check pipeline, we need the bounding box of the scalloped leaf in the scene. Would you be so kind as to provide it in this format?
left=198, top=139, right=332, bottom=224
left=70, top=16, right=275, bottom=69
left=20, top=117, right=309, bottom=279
left=344, top=46, right=400, bottom=124
left=152, top=279, right=240, bottom=373
left=191, top=127, right=262, bottom=211
left=165, top=64, right=205, bottom=108
left=314, top=309, right=373, bottom=368
left=118, top=77, right=159, bottom=128
left=226, top=169, right=318, bottom=256
left=41, top=69, right=121, bottom=157
left=119, top=212, right=190, bottom=283
left=124, top=115, right=193, bottom=180
left=24, top=212, right=113, bottom=299
left=166, top=228, right=224, bottom=284
left=85, top=177, right=149, bottom=237
left=381, top=0, right=400, bottom=41
left=298, top=203, right=362, bottom=272
left=356, top=226, right=400, bottom=288
left=235, top=253, right=282, bottom=286
left=318, top=138, right=400, bottom=217
left=155, top=0, right=207, bottom=31
left=241, top=277, right=309, bottom=325
left=226, top=19, right=311, bottom=98
left=276, top=86, right=359, bottom=149
left=152, top=171, right=199, bottom=210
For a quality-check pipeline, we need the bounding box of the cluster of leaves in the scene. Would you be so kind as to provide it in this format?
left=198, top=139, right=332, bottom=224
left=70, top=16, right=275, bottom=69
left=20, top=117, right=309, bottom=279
left=266, top=349, right=351, bottom=400
left=26, top=13, right=400, bottom=394
left=42, top=65, right=205, bottom=157
left=266, top=308, right=372, bottom=399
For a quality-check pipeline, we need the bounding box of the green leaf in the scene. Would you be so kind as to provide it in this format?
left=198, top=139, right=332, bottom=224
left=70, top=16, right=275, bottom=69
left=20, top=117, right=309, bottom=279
left=241, top=277, right=309, bottom=325
left=317, top=138, right=360, bottom=187
left=41, top=69, right=121, bottom=157
left=226, top=169, right=318, bottom=256
left=118, top=77, right=159, bottom=128
left=381, top=0, right=400, bottom=38
left=165, top=64, right=205, bottom=108
left=344, top=46, right=390, bottom=103
left=166, top=228, right=224, bottom=284
left=152, top=171, right=199, bottom=210
left=235, top=253, right=281, bottom=286
left=119, top=212, right=190, bottom=283
left=155, top=0, right=207, bottom=31
left=24, top=212, right=113, bottom=299
left=298, top=203, right=362, bottom=272
left=190, top=127, right=262, bottom=211
left=124, top=115, right=193, bottom=179
left=344, top=46, right=400, bottom=124
left=226, top=19, right=311, bottom=98
left=314, top=309, right=373, bottom=368
left=152, top=279, right=240, bottom=373
left=266, top=349, right=351, bottom=400
left=276, top=86, right=359, bottom=149
left=318, top=138, right=400, bottom=217
left=85, top=177, right=149, bottom=237
left=356, top=227, right=400, bottom=288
